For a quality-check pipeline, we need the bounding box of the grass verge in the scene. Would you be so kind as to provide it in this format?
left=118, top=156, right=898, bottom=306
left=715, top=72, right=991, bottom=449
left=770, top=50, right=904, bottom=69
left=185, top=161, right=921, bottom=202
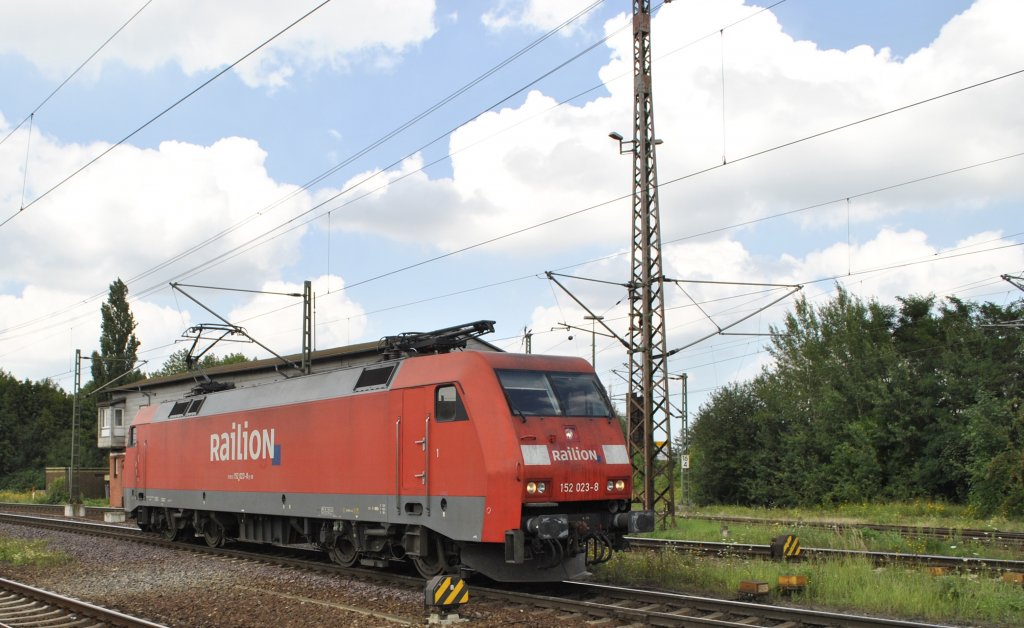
left=594, top=549, right=1024, bottom=626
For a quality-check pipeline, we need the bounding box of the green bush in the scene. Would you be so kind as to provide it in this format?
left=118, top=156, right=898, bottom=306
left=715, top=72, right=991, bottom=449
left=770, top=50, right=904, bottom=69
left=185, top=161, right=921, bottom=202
left=45, top=477, right=69, bottom=504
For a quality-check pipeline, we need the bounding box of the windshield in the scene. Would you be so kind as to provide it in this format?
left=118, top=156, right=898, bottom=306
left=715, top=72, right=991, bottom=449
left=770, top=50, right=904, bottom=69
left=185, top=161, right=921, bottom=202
left=497, top=370, right=612, bottom=418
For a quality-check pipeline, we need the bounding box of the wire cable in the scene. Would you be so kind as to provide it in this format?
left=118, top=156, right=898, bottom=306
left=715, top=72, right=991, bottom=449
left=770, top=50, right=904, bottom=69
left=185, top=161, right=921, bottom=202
left=3, top=29, right=1021, bottom=359
left=0, top=0, right=156, bottom=150
left=0, top=0, right=335, bottom=229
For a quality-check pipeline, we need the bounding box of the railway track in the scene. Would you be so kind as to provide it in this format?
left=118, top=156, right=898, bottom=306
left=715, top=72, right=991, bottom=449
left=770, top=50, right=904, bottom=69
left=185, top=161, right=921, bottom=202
left=680, top=513, right=1024, bottom=547
left=0, top=512, right=963, bottom=627
left=0, top=575, right=164, bottom=627
left=626, top=536, right=1024, bottom=573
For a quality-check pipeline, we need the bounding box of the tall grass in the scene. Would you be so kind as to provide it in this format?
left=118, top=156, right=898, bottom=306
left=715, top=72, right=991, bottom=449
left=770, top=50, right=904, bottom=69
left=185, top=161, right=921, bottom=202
left=0, top=489, right=51, bottom=504
left=595, top=550, right=1024, bottom=626
left=0, top=488, right=108, bottom=507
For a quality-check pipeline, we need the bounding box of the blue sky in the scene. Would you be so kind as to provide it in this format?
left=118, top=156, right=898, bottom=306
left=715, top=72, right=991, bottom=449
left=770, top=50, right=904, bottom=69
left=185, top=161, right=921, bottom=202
left=0, top=0, right=1020, bottom=434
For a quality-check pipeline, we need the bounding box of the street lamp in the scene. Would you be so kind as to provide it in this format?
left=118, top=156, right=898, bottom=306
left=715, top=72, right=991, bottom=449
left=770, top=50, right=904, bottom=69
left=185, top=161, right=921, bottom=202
left=608, top=130, right=662, bottom=155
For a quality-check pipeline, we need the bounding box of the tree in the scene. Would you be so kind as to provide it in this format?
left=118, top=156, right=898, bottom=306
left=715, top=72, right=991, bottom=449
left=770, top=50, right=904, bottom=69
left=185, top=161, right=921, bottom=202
left=91, top=278, right=141, bottom=393
left=687, top=286, right=1024, bottom=510
left=153, top=349, right=252, bottom=377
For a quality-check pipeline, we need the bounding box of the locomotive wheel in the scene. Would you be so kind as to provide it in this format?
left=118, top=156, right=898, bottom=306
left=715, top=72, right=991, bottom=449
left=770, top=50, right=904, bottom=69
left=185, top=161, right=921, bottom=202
left=412, top=534, right=456, bottom=579
left=202, top=522, right=225, bottom=548
left=161, top=515, right=181, bottom=541
left=328, top=538, right=358, bottom=567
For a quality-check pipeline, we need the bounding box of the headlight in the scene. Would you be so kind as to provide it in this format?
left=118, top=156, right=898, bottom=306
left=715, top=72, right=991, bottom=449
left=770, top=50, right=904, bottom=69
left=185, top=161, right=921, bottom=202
left=607, top=480, right=614, bottom=491
left=537, top=482, right=546, bottom=494
left=526, top=482, right=538, bottom=495
left=615, top=479, right=626, bottom=491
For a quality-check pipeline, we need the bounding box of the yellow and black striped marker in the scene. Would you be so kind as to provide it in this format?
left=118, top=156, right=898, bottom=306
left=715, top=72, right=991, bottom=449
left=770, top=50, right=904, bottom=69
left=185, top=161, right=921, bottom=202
left=770, top=534, right=801, bottom=559
left=425, top=575, right=470, bottom=608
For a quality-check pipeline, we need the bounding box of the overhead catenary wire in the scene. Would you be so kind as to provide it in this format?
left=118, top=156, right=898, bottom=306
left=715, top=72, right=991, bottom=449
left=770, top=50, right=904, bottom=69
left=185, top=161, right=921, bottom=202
left=4, top=0, right=721, bottom=335
left=0, top=1, right=876, bottom=338
left=0, top=0, right=618, bottom=342
left=0, top=0, right=156, bottom=151
left=0, top=0, right=335, bottom=229
left=4, top=8, right=1019, bottom=372
left=113, top=0, right=608, bottom=295
left=2, top=142, right=1020, bottom=355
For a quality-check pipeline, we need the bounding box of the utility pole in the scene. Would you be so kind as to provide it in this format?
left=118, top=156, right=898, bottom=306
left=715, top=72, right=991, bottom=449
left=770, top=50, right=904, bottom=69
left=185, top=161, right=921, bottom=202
left=69, top=349, right=82, bottom=505
left=620, top=0, right=674, bottom=527
left=584, top=315, right=604, bottom=368
left=302, top=280, right=313, bottom=374
left=671, top=373, right=690, bottom=510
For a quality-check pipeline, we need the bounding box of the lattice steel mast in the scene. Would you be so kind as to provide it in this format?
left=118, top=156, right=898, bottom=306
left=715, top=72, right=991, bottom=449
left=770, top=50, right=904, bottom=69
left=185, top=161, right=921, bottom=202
left=626, top=0, right=674, bottom=526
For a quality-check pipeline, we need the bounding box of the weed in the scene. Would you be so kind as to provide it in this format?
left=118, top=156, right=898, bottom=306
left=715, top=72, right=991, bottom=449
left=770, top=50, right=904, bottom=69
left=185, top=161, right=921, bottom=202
left=0, top=537, right=69, bottom=567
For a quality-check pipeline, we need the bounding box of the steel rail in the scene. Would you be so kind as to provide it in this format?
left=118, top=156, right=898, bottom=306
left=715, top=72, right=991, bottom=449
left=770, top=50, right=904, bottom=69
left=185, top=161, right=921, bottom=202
left=0, top=512, right=967, bottom=627
left=626, top=536, right=1024, bottom=573
left=553, top=580, right=958, bottom=628
left=678, top=514, right=1024, bottom=545
left=0, top=576, right=166, bottom=627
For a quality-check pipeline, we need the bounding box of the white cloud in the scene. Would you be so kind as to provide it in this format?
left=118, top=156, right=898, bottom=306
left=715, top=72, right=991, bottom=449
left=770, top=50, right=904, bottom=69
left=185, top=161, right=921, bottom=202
left=780, top=228, right=1024, bottom=303
left=0, top=0, right=437, bottom=88
left=482, top=0, right=596, bottom=35
left=1, top=129, right=312, bottom=291
left=318, top=0, right=1023, bottom=261
left=0, top=121, right=325, bottom=385
left=226, top=275, right=366, bottom=357
left=3, top=0, right=1023, bottom=396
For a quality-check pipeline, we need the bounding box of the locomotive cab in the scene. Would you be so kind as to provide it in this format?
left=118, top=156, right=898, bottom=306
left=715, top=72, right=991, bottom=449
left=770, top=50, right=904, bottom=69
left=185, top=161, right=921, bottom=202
left=451, top=355, right=654, bottom=581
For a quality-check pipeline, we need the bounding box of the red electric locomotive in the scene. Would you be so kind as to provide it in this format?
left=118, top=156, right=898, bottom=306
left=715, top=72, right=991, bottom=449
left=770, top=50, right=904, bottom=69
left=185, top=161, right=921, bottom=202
left=122, top=321, right=654, bottom=582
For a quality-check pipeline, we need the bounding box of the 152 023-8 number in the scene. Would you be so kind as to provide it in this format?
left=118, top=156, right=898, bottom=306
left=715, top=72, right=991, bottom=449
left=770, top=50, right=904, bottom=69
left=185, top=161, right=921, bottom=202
left=560, top=482, right=600, bottom=494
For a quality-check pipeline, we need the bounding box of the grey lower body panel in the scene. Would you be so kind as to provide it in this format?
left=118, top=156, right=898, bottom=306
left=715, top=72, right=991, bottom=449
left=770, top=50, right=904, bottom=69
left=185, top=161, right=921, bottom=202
left=125, top=488, right=485, bottom=542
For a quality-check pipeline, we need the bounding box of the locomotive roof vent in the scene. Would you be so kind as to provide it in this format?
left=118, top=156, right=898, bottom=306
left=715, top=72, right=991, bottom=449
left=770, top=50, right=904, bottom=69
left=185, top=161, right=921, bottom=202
left=378, top=320, right=495, bottom=359
left=354, top=364, right=397, bottom=391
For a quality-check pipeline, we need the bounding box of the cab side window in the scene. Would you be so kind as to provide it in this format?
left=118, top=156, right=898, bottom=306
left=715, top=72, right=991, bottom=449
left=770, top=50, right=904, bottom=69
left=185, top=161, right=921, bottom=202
left=436, top=385, right=468, bottom=422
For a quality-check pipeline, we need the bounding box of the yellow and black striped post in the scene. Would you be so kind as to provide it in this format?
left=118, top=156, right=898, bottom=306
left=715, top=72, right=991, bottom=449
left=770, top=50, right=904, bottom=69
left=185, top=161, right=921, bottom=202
left=425, top=575, right=469, bottom=610
left=770, top=534, right=801, bottom=560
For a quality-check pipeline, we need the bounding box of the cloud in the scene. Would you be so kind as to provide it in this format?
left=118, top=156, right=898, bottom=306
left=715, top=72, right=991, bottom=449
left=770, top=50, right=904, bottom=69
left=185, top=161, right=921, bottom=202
left=318, top=0, right=1023, bottom=261
left=534, top=225, right=1024, bottom=413
left=1, top=128, right=312, bottom=292
left=226, top=275, right=366, bottom=357
left=3, top=0, right=1022, bottom=396
left=0, top=122, right=326, bottom=383
left=482, top=0, right=596, bottom=35
left=0, top=0, right=438, bottom=88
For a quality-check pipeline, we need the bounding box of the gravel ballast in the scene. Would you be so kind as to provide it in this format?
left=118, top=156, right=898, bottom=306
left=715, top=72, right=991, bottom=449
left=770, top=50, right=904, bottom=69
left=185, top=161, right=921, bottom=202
left=0, top=522, right=585, bottom=626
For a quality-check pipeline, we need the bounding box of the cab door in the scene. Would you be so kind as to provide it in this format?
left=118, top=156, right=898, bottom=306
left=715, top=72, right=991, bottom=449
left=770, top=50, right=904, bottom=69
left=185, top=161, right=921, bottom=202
left=397, top=388, right=432, bottom=515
